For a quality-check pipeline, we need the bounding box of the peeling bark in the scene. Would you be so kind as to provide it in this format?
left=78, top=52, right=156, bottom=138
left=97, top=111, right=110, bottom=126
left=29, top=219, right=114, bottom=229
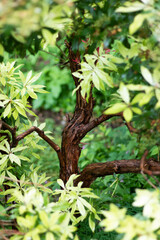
left=75, top=158, right=160, bottom=187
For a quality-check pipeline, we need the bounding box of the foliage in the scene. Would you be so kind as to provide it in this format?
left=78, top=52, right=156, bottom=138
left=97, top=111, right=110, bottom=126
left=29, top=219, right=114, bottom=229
left=0, top=174, right=99, bottom=240
left=0, top=0, right=160, bottom=239
left=101, top=188, right=160, bottom=240
left=15, top=48, right=75, bottom=113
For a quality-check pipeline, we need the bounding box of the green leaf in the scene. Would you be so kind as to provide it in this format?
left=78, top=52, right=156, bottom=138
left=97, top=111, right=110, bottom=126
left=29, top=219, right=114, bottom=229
left=42, top=29, right=58, bottom=46
left=150, top=146, right=159, bottom=156
left=104, top=103, right=127, bottom=114
left=0, top=44, right=4, bottom=56
left=3, top=103, right=11, bottom=118
left=89, top=213, right=95, bottom=232
left=129, top=13, right=149, bottom=34
left=0, top=171, right=5, bottom=185
left=116, top=41, right=128, bottom=58
left=123, top=108, right=133, bottom=122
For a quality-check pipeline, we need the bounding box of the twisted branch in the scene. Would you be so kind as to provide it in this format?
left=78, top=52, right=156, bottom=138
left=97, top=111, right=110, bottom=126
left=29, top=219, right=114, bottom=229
left=75, top=154, right=160, bottom=187
left=82, top=112, right=138, bottom=137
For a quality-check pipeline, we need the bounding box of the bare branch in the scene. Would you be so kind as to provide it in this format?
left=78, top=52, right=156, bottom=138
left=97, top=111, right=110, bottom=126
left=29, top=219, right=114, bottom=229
left=82, top=112, right=139, bottom=137
left=0, top=230, right=23, bottom=237
left=75, top=157, right=160, bottom=187
left=141, top=172, right=157, bottom=189
left=16, top=126, right=60, bottom=153
left=122, top=118, right=140, bottom=134
left=82, top=113, right=122, bottom=135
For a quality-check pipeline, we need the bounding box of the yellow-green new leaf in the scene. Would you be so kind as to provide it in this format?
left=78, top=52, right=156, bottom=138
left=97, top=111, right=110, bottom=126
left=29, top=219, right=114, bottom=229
left=46, top=232, right=55, bottom=240
left=104, top=103, right=126, bottom=115
left=39, top=211, right=49, bottom=228
left=3, top=103, right=11, bottom=118
left=132, top=107, right=142, bottom=115
left=139, top=92, right=154, bottom=106
left=129, top=13, right=150, bottom=34
left=123, top=108, right=133, bottom=122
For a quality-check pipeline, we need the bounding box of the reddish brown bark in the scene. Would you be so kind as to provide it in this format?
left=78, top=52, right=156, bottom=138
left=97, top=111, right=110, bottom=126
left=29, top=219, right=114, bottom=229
left=75, top=158, right=160, bottom=187
left=59, top=42, right=94, bottom=183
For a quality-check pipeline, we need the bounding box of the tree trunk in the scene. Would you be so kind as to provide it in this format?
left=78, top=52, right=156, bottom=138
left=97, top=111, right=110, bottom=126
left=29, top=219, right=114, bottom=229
left=58, top=42, right=160, bottom=187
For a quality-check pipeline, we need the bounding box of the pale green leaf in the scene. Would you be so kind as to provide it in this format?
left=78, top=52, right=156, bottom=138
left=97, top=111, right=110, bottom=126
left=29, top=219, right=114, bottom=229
left=0, top=171, right=5, bottom=185
left=92, top=72, right=100, bottom=90
left=72, top=72, right=83, bottom=79
left=141, top=66, right=154, bottom=86
left=39, top=211, right=49, bottom=228
left=123, top=108, right=133, bottom=122
left=119, top=83, right=130, bottom=104
left=25, top=70, right=32, bottom=84
left=27, top=89, right=37, bottom=99
left=57, top=179, right=65, bottom=189
left=0, top=155, right=8, bottom=165
left=7, top=171, right=17, bottom=182
left=9, top=154, right=21, bottom=166
left=13, top=110, right=18, bottom=120
left=0, top=145, right=8, bottom=153
left=12, top=146, right=28, bottom=153
left=116, top=2, right=145, bottom=13
left=77, top=199, right=86, bottom=216
left=89, top=214, right=95, bottom=232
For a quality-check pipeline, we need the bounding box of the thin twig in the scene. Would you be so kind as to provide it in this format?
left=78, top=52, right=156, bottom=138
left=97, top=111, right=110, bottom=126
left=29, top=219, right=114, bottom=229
left=141, top=171, right=157, bottom=189
left=2, top=176, right=52, bottom=191
left=16, top=126, right=61, bottom=153
left=140, top=150, right=149, bottom=172
left=40, top=50, right=59, bottom=58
